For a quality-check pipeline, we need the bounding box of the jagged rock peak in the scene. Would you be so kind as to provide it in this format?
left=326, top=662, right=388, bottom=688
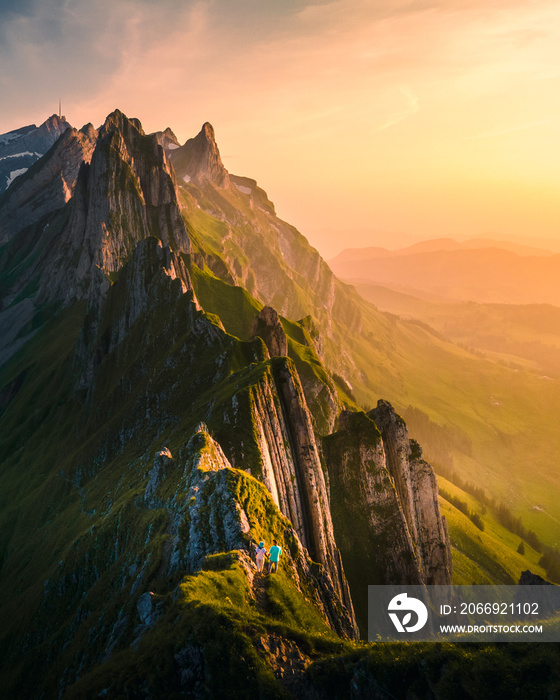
left=251, top=306, right=288, bottom=358
left=169, top=121, right=230, bottom=188
left=152, top=127, right=180, bottom=150
left=99, top=108, right=146, bottom=139
left=42, top=113, right=72, bottom=134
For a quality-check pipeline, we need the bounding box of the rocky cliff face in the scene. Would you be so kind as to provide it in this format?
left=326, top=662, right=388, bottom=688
left=0, top=109, right=455, bottom=696
left=370, top=399, right=452, bottom=586
left=251, top=305, right=288, bottom=357
left=322, top=402, right=452, bottom=633
left=0, top=122, right=97, bottom=245
left=246, top=358, right=356, bottom=627
left=169, top=121, right=230, bottom=188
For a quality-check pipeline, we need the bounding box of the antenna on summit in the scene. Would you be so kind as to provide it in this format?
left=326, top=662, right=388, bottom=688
left=59, top=98, right=61, bottom=119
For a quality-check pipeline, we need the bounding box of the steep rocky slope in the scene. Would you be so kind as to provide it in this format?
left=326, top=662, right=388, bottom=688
left=0, top=109, right=463, bottom=698
left=323, top=403, right=452, bottom=632
left=162, top=122, right=560, bottom=551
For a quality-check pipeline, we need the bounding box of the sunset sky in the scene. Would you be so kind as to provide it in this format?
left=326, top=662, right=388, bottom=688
left=1, top=0, right=559, bottom=257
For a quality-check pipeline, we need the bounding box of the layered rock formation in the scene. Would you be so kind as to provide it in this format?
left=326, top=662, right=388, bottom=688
left=247, top=358, right=355, bottom=624
left=251, top=305, right=288, bottom=357
left=371, top=400, right=452, bottom=585
left=323, top=402, right=452, bottom=632
left=0, top=122, right=97, bottom=245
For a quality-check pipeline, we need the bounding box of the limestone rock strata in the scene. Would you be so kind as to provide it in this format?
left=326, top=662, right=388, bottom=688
left=247, top=358, right=357, bottom=632
left=73, top=236, right=199, bottom=393
left=322, top=404, right=452, bottom=633
left=44, top=110, right=190, bottom=305
left=0, top=109, right=193, bottom=333
left=251, top=305, right=288, bottom=358
left=370, top=400, right=452, bottom=585
left=322, top=410, right=422, bottom=632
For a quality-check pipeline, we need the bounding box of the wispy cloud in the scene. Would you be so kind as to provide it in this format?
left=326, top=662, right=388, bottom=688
left=374, top=87, right=420, bottom=132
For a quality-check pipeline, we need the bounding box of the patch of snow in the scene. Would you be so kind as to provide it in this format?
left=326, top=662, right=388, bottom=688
left=0, top=132, right=21, bottom=146
left=234, top=183, right=252, bottom=195
left=0, top=151, right=38, bottom=161
left=183, top=174, right=191, bottom=183
left=167, top=143, right=180, bottom=150
left=6, top=168, right=27, bottom=187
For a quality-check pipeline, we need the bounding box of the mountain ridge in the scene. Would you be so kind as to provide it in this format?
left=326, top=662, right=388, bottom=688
left=1, top=109, right=558, bottom=698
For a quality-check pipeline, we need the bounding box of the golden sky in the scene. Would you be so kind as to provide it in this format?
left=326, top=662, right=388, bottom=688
left=1, top=0, right=559, bottom=257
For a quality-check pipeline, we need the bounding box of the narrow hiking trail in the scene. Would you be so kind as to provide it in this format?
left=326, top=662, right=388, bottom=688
left=252, top=571, right=269, bottom=612
left=250, top=568, right=312, bottom=691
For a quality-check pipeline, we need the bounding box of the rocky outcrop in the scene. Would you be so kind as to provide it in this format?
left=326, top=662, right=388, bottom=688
left=518, top=570, right=553, bottom=586
left=169, top=122, right=230, bottom=188
left=135, top=424, right=356, bottom=639
left=0, top=122, right=97, bottom=244
left=322, top=403, right=452, bottom=634
left=152, top=127, right=180, bottom=151
left=73, top=235, right=199, bottom=395
left=370, top=400, right=452, bottom=586
left=322, top=410, right=422, bottom=633
left=246, top=358, right=357, bottom=634
left=0, top=110, right=193, bottom=317
left=251, top=305, right=288, bottom=357
left=70, top=109, right=191, bottom=276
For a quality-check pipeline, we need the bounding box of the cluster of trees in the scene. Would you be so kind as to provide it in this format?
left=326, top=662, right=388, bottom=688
left=396, top=405, right=560, bottom=583
left=401, top=405, right=473, bottom=472
left=439, top=488, right=484, bottom=531
left=435, top=463, right=560, bottom=583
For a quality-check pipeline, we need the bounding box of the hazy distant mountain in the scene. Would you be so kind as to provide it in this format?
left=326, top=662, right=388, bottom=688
left=354, top=281, right=560, bottom=378
left=330, top=241, right=560, bottom=305
left=332, top=237, right=555, bottom=260
left=0, top=114, right=71, bottom=194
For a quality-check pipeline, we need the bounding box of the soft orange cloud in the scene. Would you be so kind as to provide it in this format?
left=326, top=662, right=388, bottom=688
left=1, top=0, right=559, bottom=257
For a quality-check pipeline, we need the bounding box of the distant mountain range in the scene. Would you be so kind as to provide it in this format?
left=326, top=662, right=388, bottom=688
left=330, top=239, right=560, bottom=305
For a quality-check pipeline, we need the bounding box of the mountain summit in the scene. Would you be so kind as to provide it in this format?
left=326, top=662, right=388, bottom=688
left=0, top=113, right=71, bottom=194
left=169, top=121, right=230, bottom=187
left=0, top=109, right=464, bottom=698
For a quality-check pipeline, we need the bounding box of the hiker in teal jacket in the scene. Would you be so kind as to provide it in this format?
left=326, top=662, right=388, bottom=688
left=268, top=540, right=282, bottom=574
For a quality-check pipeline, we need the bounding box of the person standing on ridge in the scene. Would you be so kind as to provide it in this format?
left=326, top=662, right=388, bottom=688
left=255, top=541, right=268, bottom=573
left=268, top=540, right=282, bottom=574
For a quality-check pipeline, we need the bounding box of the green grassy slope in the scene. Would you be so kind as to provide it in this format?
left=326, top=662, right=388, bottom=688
left=355, top=281, right=560, bottom=377
left=176, top=179, right=560, bottom=551
left=437, top=477, right=547, bottom=585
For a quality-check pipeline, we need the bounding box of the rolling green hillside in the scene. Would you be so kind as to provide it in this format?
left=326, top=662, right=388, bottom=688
left=354, top=282, right=560, bottom=378
left=438, top=476, right=547, bottom=585
left=179, top=177, right=560, bottom=548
